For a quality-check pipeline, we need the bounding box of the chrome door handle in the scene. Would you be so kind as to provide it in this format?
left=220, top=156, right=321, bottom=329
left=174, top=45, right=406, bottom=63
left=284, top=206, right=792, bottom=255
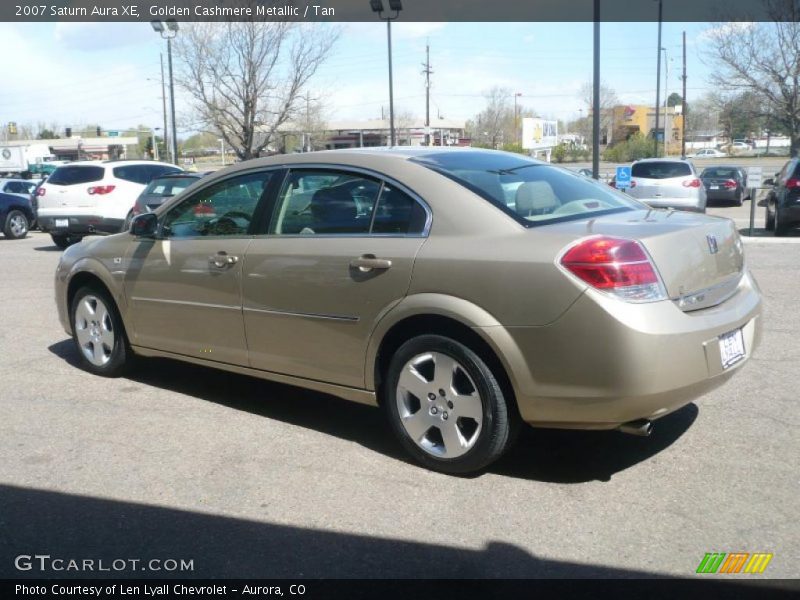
left=209, top=252, right=239, bottom=269
left=350, top=255, right=392, bottom=272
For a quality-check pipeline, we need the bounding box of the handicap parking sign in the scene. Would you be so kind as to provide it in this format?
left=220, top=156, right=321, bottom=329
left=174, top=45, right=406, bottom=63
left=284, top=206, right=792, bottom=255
left=615, top=166, right=632, bottom=189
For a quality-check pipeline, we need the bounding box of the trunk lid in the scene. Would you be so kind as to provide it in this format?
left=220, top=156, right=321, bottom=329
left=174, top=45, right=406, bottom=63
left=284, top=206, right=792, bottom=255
left=548, top=209, right=744, bottom=304
left=39, top=165, right=105, bottom=210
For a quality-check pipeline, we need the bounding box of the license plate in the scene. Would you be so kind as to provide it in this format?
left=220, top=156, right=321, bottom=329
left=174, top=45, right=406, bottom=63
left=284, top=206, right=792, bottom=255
left=54, top=218, right=69, bottom=228
left=719, top=328, right=745, bottom=369
left=710, top=185, right=719, bottom=190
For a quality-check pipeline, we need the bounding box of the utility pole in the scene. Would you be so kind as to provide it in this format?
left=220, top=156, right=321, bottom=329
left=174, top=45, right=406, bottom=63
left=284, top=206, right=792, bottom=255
left=663, top=47, right=669, bottom=155
left=654, top=0, right=663, bottom=156
left=422, top=42, right=433, bottom=146
left=160, top=53, right=168, bottom=162
left=303, top=91, right=318, bottom=152
left=681, top=31, right=687, bottom=158
left=592, top=0, right=600, bottom=179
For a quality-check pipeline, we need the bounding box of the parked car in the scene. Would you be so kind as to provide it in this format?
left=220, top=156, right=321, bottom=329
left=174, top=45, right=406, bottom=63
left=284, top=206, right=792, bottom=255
left=627, top=158, right=707, bottom=212
left=0, top=178, right=38, bottom=198
left=575, top=168, right=594, bottom=178
left=55, top=148, right=762, bottom=474
left=699, top=165, right=748, bottom=206
left=729, top=141, right=753, bottom=154
left=688, top=148, right=727, bottom=159
left=764, top=157, right=800, bottom=236
left=36, top=160, right=182, bottom=248
left=0, top=191, right=35, bottom=239
left=123, top=172, right=205, bottom=230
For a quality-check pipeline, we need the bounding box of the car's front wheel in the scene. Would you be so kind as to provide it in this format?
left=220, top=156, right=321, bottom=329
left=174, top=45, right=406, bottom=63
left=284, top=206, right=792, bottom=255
left=51, top=233, right=82, bottom=249
left=4, top=210, right=29, bottom=239
left=383, top=334, right=518, bottom=474
left=70, top=286, right=132, bottom=377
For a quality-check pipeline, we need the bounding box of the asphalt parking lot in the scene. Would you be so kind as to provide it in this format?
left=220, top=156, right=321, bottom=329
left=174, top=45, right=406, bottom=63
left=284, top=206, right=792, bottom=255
left=0, top=220, right=798, bottom=582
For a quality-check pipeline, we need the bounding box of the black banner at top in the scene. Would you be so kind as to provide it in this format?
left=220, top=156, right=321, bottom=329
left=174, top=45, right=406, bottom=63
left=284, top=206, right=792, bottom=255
left=3, top=0, right=800, bottom=22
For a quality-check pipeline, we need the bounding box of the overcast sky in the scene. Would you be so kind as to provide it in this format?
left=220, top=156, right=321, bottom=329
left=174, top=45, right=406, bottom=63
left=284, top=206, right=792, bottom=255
left=0, top=21, right=718, bottom=136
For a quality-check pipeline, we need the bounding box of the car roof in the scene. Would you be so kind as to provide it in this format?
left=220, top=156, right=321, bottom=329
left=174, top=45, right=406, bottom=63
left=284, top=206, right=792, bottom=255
left=633, top=157, right=691, bottom=164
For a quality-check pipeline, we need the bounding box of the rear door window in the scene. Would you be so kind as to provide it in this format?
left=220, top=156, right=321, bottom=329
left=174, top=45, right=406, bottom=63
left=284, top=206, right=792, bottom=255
left=631, top=162, right=692, bottom=179
left=47, top=166, right=105, bottom=186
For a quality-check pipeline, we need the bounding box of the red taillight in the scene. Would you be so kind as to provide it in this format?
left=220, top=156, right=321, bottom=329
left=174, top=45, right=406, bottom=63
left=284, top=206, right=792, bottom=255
left=36, top=187, right=46, bottom=197
left=560, top=236, right=666, bottom=302
left=682, top=178, right=702, bottom=188
left=132, top=204, right=141, bottom=216
left=786, top=178, right=800, bottom=190
left=629, top=180, right=637, bottom=188
left=87, top=185, right=116, bottom=195
left=723, top=179, right=737, bottom=189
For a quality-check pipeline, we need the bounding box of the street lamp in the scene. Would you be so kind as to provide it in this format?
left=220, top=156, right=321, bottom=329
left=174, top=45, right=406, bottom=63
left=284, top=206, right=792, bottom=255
left=151, top=19, right=179, bottom=165
left=653, top=0, right=663, bottom=156
left=218, top=138, right=225, bottom=166
left=514, top=92, right=522, bottom=145
left=369, top=0, right=402, bottom=147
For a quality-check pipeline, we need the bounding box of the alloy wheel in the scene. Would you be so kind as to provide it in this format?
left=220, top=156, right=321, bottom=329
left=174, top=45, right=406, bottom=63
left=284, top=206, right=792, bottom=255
left=395, top=351, right=483, bottom=459
left=74, top=295, right=115, bottom=366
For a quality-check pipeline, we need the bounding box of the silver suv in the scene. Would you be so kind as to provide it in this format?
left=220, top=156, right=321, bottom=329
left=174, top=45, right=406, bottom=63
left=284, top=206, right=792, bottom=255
left=627, top=158, right=707, bottom=213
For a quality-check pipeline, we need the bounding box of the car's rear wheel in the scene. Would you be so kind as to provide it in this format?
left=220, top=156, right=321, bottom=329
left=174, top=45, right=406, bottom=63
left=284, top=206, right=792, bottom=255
left=735, top=190, right=743, bottom=207
left=70, top=286, right=132, bottom=377
left=383, top=334, right=518, bottom=474
left=774, top=207, right=789, bottom=237
left=4, top=210, right=29, bottom=239
left=51, top=233, right=82, bottom=249
left=765, top=204, right=775, bottom=231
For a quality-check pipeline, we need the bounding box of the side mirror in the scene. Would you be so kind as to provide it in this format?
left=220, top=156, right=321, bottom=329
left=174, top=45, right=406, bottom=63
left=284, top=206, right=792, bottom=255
left=762, top=178, right=775, bottom=187
left=130, top=213, right=158, bottom=238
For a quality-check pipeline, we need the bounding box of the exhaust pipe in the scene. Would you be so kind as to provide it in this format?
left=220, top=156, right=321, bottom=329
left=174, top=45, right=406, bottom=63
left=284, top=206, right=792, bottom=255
left=618, top=419, right=653, bottom=437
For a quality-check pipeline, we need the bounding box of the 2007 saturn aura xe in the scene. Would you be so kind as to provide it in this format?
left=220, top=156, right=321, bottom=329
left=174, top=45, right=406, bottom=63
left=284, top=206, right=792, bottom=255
left=55, top=148, right=762, bottom=473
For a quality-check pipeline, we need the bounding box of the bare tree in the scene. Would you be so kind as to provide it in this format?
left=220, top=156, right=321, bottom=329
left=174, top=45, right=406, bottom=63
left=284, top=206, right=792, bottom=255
left=703, top=1, right=800, bottom=156
left=579, top=81, right=619, bottom=144
left=175, top=20, right=339, bottom=160
left=468, top=86, right=513, bottom=149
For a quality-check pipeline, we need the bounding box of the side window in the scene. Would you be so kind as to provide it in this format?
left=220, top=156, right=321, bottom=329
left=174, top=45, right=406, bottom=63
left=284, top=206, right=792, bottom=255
left=371, top=184, right=428, bottom=234
left=271, top=170, right=381, bottom=235
left=147, top=165, right=182, bottom=182
left=113, top=165, right=149, bottom=184
left=161, top=171, right=272, bottom=239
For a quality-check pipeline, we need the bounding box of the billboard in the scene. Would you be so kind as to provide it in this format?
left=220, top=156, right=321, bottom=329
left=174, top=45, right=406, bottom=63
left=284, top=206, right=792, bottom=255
left=522, top=118, right=558, bottom=150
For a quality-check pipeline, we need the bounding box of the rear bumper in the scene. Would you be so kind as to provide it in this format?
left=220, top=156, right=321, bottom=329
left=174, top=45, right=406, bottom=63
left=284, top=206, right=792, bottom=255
left=483, top=270, right=762, bottom=429
left=706, top=189, right=740, bottom=202
left=38, top=214, right=123, bottom=235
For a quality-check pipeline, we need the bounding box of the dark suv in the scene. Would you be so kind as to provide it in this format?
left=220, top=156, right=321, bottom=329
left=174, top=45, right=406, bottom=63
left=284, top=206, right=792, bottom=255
left=765, top=158, right=800, bottom=236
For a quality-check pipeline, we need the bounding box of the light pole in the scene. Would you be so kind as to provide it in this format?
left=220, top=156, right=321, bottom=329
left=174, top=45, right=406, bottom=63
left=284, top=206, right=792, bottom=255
left=514, top=92, right=522, bottom=145
left=218, top=138, right=225, bottom=166
left=370, top=0, right=402, bottom=147
left=151, top=19, right=179, bottom=165
left=662, top=46, right=669, bottom=155
left=653, top=0, right=663, bottom=156
left=152, top=128, right=159, bottom=161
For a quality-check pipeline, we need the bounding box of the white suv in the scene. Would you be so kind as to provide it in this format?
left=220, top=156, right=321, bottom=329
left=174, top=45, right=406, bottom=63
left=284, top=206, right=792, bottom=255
left=37, top=160, right=181, bottom=248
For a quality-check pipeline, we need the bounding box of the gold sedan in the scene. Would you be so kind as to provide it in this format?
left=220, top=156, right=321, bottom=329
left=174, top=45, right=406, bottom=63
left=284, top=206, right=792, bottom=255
left=55, top=148, right=762, bottom=473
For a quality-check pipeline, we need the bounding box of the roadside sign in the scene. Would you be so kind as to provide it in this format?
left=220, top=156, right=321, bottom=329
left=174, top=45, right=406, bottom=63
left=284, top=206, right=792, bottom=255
left=107, top=130, right=119, bottom=137
left=615, top=165, right=632, bottom=189
left=747, top=166, right=762, bottom=188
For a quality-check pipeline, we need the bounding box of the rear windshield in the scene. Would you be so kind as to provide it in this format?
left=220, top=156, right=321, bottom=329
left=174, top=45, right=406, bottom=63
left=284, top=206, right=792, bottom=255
left=47, top=166, right=104, bottom=186
left=631, top=162, right=692, bottom=179
left=411, top=151, right=640, bottom=227
left=701, top=167, right=739, bottom=179
left=142, top=177, right=196, bottom=197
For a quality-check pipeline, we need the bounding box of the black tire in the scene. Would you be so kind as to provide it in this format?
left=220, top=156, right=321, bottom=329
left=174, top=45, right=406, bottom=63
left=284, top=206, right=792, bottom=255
left=382, top=334, right=519, bottom=474
left=3, top=209, right=29, bottom=239
left=774, top=208, right=789, bottom=237
left=735, top=190, right=743, bottom=207
left=51, top=233, right=82, bottom=249
left=121, top=211, right=134, bottom=232
left=70, top=286, right=133, bottom=377
left=765, top=204, right=775, bottom=231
